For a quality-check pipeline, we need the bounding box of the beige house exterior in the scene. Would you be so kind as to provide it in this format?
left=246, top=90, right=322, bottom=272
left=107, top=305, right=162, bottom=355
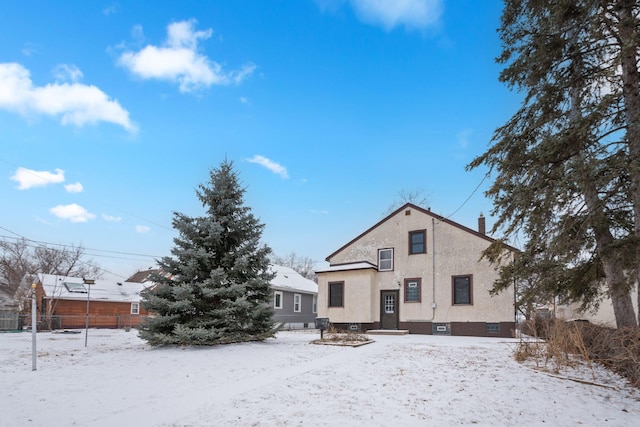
left=316, top=203, right=518, bottom=337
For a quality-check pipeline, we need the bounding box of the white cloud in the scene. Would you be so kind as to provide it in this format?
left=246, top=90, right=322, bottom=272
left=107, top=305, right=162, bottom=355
left=102, top=214, right=122, bottom=222
left=64, top=182, right=84, bottom=193
left=11, top=167, right=65, bottom=190
left=0, top=63, right=136, bottom=132
left=320, top=0, right=443, bottom=31
left=117, top=19, right=255, bottom=92
left=310, top=209, right=329, bottom=215
left=50, top=203, right=96, bottom=223
left=53, top=64, right=83, bottom=83
left=135, top=225, right=151, bottom=233
left=22, top=43, right=37, bottom=57
left=246, top=155, right=289, bottom=179
left=103, top=5, right=118, bottom=16
left=239, top=96, right=249, bottom=104
left=457, top=129, right=472, bottom=149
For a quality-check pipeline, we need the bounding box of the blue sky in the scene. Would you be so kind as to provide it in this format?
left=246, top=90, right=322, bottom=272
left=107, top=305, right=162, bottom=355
left=0, top=0, right=521, bottom=279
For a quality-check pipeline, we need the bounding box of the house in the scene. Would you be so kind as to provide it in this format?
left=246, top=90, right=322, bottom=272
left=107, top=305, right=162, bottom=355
left=33, top=273, right=150, bottom=329
left=553, top=286, right=639, bottom=327
left=316, top=203, right=518, bottom=337
left=269, top=265, right=318, bottom=328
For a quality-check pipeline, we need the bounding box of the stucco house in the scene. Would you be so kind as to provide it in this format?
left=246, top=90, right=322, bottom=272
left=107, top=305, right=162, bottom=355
left=33, top=273, right=150, bottom=329
left=316, top=203, right=518, bottom=337
left=270, top=265, right=318, bottom=328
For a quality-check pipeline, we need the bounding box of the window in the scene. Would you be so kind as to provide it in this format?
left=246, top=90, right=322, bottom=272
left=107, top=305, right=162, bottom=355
left=312, top=295, right=317, bottom=313
left=294, top=293, right=301, bottom=312
left=131, top=302, right=140, bottom=315
left=486, top=323, right=500, bottom=334
left=404, top=278, right=421, bottom=302
left=378, top=248, right=394, bottom=271
left=452, top=275, right=473, bottom=305
left=328, top=282, right=344, bottom=307
left=409, top=230, right=426, bottom=254
left=274, top=291, right=283, bottom=309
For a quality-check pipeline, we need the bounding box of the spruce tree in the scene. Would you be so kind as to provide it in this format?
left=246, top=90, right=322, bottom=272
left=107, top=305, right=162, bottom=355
left=468, top=0, right=640, bottom=327
left=139, top=160, right=275, bottom=345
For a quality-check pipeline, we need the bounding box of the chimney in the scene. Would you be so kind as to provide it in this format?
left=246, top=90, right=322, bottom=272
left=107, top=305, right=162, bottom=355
left=478, top=213, right=486, bottom=235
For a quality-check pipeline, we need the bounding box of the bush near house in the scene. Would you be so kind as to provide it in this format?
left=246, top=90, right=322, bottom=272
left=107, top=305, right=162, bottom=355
left=518, top=319, right=640, bottom=388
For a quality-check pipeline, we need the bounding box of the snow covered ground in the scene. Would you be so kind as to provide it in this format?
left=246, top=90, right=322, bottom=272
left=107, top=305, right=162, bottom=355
left=1, top=329, right=638, bottom=426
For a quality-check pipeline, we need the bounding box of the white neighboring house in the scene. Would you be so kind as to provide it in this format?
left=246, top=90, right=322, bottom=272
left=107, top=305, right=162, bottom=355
left=270, top=265, right=318, bottom=328
left=554, top=286, right=639, bottom=327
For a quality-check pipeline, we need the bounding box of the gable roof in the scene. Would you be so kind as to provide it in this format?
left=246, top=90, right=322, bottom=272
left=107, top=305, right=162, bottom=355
left=269, top=265, right=317, bottom=295
left=37, top=273, right=149, bottom=303
left=326, top=203, right=519, bottom=262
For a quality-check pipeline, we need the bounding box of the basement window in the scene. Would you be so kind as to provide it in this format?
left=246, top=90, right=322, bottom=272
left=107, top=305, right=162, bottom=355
left=486, top=323, right=500, bottom=334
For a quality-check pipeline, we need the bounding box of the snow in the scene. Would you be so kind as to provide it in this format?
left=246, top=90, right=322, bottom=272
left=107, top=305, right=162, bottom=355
left=269, top=265, right=318, bottom=294
left=1, top=330, right=639, bottom=426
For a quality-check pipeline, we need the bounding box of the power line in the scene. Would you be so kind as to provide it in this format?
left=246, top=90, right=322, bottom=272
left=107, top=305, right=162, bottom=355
left=0, top=226, right=156, bottom=280
left=445, top=173, right=489, bottom=220
left=0, top=231, right=162, bottom=259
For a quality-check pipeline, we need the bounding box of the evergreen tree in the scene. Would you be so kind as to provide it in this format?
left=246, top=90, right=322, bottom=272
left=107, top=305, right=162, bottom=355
left=468, top=0, right=640, bottom=327
left=139, top=160, right=275, bottom=345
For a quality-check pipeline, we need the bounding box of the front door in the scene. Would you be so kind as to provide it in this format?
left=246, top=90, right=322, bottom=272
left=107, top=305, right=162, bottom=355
left=380, top=290, right=399, bottom=329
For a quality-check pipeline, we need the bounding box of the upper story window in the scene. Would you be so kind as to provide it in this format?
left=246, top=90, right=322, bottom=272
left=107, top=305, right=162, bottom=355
left=452, top=275, right=473, bottom=305
left=409, top=230, right=426, bottom=254
left=378, top=248, right=394, bottom=271
left=404, top=278, right=421, bottom=302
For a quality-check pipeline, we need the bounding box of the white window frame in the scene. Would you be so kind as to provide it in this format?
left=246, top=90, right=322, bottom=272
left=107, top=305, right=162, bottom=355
left=130, top=302, right=140, bottom=315
left=274, top=291, right=283, bottom=309
left=293, top=293, right=302, bottom=313
left=378, top=248, right=394, bottom=271
left=312, top=295, right=317, bottom=313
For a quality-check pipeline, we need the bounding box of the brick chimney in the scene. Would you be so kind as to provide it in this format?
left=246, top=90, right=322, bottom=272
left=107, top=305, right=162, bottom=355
left=478, top=213, right=486, bottom=235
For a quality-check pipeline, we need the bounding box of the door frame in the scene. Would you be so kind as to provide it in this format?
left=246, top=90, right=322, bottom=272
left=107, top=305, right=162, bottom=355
left=380, top=290, right=399, bottom=329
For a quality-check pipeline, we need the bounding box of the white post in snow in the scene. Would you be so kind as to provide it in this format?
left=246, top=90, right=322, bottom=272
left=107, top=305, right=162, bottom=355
left=84, top=278, right=95, bottom=347
left=31, top=283, right=37, bottom=371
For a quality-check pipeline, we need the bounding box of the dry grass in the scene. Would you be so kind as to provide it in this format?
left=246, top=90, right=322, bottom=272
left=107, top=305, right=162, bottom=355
left=515, top=319, right=640, bottom=387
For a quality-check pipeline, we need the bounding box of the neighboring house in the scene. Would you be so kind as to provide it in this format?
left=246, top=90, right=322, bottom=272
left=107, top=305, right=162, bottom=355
left=270, top=265, right=318, bottom=328
left=33, top=273, right=150, bottom=329
left=316, top=203, right=518, bottom=337
left=554, top=286, right=639, bottom=327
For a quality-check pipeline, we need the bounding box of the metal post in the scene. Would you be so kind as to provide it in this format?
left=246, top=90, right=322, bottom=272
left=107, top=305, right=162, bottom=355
left=83, top=278, right=94, bottom=347
left=31, top=283, right=37, bottom=371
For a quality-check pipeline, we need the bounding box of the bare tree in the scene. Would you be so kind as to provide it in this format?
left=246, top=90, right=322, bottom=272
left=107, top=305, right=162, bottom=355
left=0, top=238, right=102, bottom=297
left=384, top=189, right=430, bottom=216
left=271, top=252, right=316, bottom=280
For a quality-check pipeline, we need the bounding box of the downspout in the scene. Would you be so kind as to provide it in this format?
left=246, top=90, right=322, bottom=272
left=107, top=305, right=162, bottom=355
left=428, top=217, right=437, bottom=321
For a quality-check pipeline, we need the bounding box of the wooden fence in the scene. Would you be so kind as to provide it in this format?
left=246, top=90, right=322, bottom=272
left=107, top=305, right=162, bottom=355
left=15, top=314, right=150, bottom=330
left=0, top=310, right=19, bottom=330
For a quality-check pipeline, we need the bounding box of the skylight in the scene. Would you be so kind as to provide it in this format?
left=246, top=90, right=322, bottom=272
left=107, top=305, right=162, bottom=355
left=64, top=282, right=87, bottom=293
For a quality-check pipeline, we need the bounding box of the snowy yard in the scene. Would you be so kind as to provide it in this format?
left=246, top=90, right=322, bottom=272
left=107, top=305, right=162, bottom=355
left=1, top=329, right=639, bottom=426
